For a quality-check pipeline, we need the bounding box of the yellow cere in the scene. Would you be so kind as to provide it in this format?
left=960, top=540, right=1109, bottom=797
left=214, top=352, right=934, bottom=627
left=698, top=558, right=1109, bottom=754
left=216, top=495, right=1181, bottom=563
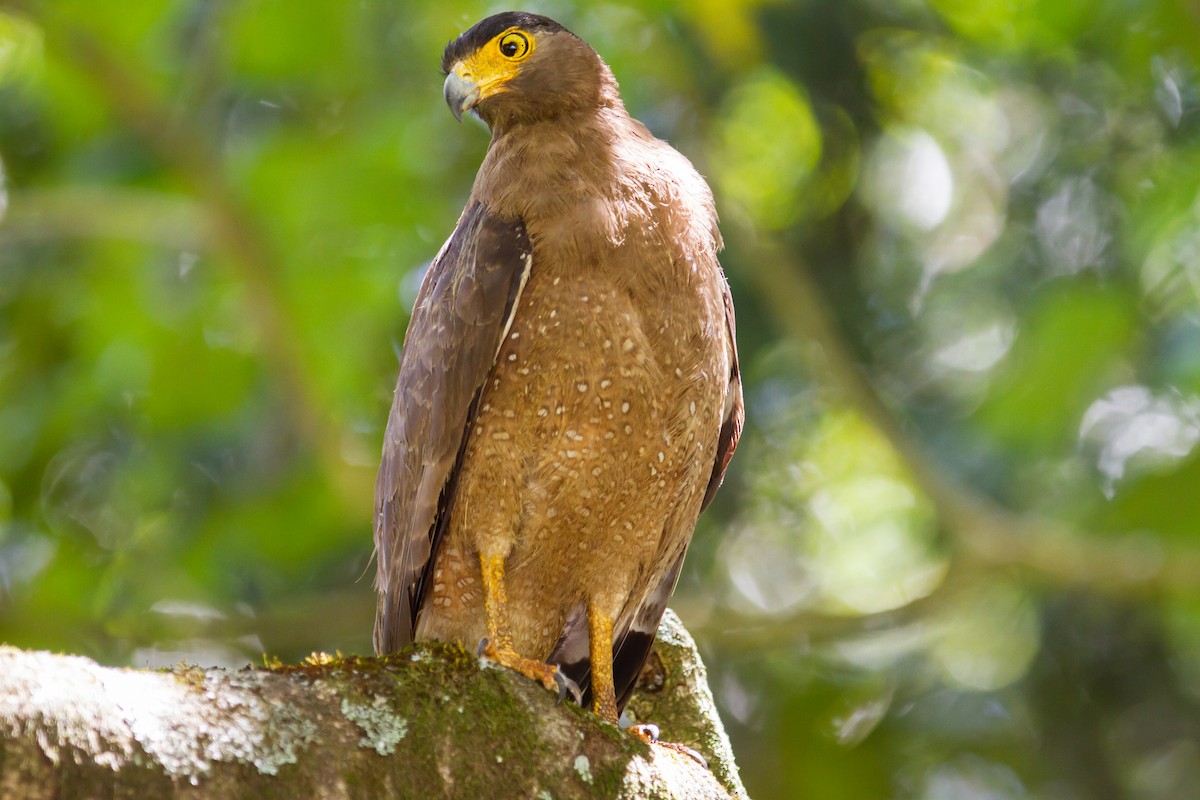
left=450, top=27, right=536, bottom=103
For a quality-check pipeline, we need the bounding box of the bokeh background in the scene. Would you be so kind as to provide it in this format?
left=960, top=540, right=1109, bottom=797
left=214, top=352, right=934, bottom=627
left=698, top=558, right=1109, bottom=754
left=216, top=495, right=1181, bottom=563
left=3, top=1, right=1200, bottom=797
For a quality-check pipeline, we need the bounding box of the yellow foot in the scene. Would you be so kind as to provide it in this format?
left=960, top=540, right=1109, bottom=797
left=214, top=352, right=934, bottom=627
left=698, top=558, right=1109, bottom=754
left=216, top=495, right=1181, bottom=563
left=624, top=723, right=708, bottom=768
left=626, top=723, right=660, bottom=744
left=478, top=637, right=559, bottom=692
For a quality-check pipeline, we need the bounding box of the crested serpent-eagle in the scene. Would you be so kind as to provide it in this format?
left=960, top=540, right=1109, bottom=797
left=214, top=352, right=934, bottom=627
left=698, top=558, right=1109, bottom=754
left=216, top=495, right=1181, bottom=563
left=373, top=11, right=743, bottom=726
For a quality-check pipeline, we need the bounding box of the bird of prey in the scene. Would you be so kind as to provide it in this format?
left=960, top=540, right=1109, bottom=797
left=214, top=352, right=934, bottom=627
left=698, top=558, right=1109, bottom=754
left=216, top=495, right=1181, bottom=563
left=374, top=11, right=742, bottom=726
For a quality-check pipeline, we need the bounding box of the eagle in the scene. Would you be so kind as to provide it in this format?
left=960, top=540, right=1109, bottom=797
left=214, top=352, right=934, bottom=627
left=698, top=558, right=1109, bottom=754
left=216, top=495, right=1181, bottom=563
left=374, top=11, right=742, bottom=726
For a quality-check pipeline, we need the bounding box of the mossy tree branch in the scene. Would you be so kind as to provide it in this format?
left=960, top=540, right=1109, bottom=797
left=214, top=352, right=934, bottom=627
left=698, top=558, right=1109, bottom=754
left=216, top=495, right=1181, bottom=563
left=0, top=611, right=746, bottom=800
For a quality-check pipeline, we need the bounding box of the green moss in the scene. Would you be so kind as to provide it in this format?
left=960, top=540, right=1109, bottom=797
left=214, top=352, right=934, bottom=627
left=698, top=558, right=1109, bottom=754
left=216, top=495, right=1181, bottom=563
left=170, top=664, right=209, bottom=691
left=296, top=632, right=733, bottom=798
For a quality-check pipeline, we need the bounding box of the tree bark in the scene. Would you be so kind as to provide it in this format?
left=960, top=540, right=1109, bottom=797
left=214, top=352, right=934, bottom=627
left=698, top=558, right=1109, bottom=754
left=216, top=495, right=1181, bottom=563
left=0, top=610, right=747, bottom=799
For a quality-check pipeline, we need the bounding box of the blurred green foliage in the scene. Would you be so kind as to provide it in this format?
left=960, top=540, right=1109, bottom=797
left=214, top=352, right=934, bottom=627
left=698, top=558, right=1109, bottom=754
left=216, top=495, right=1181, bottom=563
left=3, top=1, right=1200, bottom=798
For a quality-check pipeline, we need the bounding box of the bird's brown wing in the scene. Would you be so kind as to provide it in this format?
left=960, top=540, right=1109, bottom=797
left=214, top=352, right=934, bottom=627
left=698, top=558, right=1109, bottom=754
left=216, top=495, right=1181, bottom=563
left=554, top=275, right=744, bottom=712
left=373, top=202, right=532, bottom=653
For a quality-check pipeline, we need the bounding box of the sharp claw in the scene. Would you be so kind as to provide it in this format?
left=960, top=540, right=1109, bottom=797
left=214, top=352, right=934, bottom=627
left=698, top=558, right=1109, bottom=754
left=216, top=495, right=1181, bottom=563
left=673, top=744, right=708, bottom=769
left=476, top=637, right=490, bottom=658
left=554, top=669, right=583, bottom=706
left=555, top=672, right=568, bottom=705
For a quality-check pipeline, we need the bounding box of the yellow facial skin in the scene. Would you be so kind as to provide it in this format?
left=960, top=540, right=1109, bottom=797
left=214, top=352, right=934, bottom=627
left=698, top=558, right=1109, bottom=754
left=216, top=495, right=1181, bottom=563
left=444, top=27, right=536, bottom=120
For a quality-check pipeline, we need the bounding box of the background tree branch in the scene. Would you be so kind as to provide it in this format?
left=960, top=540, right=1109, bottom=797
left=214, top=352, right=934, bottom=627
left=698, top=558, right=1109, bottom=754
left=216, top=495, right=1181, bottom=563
left=736, top=230, right=1200, bottom=598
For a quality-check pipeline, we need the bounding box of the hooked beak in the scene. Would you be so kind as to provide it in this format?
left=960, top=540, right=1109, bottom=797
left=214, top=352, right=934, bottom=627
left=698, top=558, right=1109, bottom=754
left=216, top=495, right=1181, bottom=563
left=443, top=68, right=480, bottom=123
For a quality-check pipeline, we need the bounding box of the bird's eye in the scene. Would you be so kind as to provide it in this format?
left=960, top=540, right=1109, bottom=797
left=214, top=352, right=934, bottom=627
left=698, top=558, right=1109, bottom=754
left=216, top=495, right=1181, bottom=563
left=498, top=32, right=530, bottom=59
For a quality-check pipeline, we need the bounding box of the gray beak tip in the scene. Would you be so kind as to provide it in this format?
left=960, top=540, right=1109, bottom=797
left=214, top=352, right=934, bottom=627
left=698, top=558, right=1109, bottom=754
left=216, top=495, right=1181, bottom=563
left=443, top=72, right=478, bottom=124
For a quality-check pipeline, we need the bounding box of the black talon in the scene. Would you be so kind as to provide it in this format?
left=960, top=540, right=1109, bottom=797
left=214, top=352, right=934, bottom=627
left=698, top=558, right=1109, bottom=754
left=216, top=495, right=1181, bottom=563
left=553, top=670, right=582, bottom=706
left=476, top=637, right=490, bottom=657
left=671, top=744, right=708, bottom=769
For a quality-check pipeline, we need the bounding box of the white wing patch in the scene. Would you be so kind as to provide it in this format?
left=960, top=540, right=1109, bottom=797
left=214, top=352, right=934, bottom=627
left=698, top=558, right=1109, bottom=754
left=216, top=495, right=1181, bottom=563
left=495, top=248, right=533, bottom=359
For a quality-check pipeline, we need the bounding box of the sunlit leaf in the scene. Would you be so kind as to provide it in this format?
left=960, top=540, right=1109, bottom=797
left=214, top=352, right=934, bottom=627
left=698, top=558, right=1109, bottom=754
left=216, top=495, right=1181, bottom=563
left=972, top=282, right=1137, bottom=451
left=929, top=580, right=1040, bottom=691
left=710, top=67, right=821, bottom=229
left=0, top=11, right=42, bottom=89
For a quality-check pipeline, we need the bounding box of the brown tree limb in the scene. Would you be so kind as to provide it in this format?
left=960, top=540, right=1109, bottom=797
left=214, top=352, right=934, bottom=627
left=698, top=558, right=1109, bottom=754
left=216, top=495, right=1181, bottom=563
left=0, top=611, right=746, bottom=800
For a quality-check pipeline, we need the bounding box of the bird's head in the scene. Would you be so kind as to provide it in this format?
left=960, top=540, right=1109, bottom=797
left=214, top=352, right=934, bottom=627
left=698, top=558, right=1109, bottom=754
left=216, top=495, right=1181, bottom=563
left=441, top=12, right=612, bottom=129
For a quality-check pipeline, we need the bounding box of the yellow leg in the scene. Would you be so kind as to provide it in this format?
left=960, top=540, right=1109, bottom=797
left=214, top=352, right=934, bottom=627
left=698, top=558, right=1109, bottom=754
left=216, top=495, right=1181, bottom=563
left=588, top=599, right=619, bottom=724
left=479, top=553, right=559, bottom=692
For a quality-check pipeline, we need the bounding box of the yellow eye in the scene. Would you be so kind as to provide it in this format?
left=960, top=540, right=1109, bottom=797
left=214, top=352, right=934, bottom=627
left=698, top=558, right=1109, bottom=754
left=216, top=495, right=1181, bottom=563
left=498, top=31, right=530, bottom=59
